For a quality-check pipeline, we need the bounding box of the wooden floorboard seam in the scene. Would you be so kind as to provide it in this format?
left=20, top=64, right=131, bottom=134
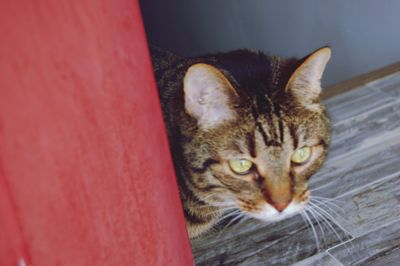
left=327, top=251, right=346, bottom=266
left=326, top=218, right=400, bottom=265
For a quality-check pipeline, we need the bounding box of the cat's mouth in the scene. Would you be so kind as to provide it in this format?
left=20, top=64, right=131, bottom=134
left=244, top=201, right=307, bottom=223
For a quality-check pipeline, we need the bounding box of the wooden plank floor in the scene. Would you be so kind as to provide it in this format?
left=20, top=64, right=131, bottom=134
left=191, top=71, right=400, bottom=265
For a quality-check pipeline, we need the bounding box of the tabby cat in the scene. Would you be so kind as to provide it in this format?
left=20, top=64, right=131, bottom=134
left=151, top=46, right=331, bottom=238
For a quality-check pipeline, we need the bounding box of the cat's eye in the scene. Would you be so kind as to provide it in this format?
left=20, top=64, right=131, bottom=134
left=228, top=159, right=253, bottom=174
left=291, top=146, right=312, bottom=164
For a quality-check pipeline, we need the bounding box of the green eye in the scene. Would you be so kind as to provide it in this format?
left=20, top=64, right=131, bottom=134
left=228, top=159, right=253, bottom=174
left=291, top=146, right=312, bottom=164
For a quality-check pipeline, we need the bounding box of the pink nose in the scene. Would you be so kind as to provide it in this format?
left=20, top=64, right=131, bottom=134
left=272, top=201, right=290, bottom=212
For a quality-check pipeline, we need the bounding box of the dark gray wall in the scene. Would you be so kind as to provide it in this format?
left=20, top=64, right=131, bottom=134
left=140, top=0, right=400, bottom=86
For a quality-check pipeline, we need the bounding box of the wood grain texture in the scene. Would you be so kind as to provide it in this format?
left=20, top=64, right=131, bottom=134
left=368, top=72, right=400, bottom=97
left=332, top=174, right=400, bottom=237
left=309, top=134, right=400, bottom=199
left=328, top=100, right=400, bottom=160
left=192, top=215, right=349, bottom=266
left=362, top=246, right=400, bottom=266
left=192, top=70, right=400, bottom=265
left=292, top=252, right=341, bottom=266
left=328, top=220, right=400, bottom=266
left=324, top=86, right=394, bottom=124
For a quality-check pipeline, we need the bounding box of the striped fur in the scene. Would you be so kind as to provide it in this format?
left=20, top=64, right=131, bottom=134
left=151, top=46, right=331, bottom=238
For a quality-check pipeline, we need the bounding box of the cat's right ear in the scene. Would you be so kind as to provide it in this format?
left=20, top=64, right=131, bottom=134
left=183, top=63, right=238, bottom=130
left=285, top=47, right=331, bottom=109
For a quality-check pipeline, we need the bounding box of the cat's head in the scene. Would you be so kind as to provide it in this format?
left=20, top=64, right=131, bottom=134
left=179, top=47, right=331, bottom=223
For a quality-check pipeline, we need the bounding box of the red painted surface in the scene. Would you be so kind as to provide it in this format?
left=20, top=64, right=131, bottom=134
left=0, top=1, right=193, bottom=265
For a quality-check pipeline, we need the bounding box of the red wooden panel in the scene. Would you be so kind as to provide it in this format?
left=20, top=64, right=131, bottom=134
left=0, top=1, right=193, bottom=265
left=0, top=169, right=29, bottom=266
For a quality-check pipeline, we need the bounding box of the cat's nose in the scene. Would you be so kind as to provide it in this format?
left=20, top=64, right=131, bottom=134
left=272, top=201, right=290, bottom=212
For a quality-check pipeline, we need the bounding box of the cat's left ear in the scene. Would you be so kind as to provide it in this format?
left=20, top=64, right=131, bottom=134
left=183, top=63, right=239, bottom=129
left=285, top=47, right=331, bottom=106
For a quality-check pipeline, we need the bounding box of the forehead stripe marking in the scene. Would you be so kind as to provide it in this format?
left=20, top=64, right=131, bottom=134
left=256, top=121, right=281, bottom=147
left=289, top=125, right=298, bottom=149
left=278, top=118, right=284, bottom=143
left=256, top=121, right=269, bottom=146
left=247, top=132, right=256, bottom=158
left=274, top=103, right=284, bottom=144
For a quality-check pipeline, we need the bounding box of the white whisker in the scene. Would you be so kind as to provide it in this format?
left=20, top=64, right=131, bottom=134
left=309, top=182, right=334, bottom=193
left=311, top=195, right=343, bottom=203
left=306, top=205, right=327, bottom=247
left=217, top=212, right=246, bottom=239
left=309, top=198, right=344, bottom=218
left=302, top=209, right=321, bottom=251
left=308, top=202, right=351, bottom=237
left=307, top=204, right=344, bottom=244
left=310, top=196, right=344, bottom=211
left=218, top=209, right=242, bottom=222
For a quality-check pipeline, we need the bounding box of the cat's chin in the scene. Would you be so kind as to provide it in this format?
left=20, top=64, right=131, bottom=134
left=245, top=201, right=306, bottom=223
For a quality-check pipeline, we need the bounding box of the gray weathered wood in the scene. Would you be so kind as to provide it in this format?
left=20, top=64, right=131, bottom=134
left=368, top=72, right=400, bottom=97
left=324, top=85, right=375, bottom=110
left=309, top=135, right=400, bottom=199
left=363, top=246, right=400, bottom=266
left=324, top=86, right=394, bottom=124
left=327, top=219, right=400, bottom=266
left=192, top=214, right=349, bottom=266
left=331, top=174, right=400, bottom=237
left=328, top=100, right=400, bottom=160
left=292, top=252, right=342, bottom=266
